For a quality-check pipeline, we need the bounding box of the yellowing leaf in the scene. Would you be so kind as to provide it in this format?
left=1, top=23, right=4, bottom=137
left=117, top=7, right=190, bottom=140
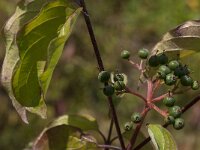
left=147, top=124, right=177, bottom=150
left=1, top=0, right=81, bottom=123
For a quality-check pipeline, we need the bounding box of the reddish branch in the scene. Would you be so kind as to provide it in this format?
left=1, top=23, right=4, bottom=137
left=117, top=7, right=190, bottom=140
left=152, top=93, right=168, bottom=102
left=125, top=87, right=146, bottom=102
left=126, top=106, right=150, bottom=150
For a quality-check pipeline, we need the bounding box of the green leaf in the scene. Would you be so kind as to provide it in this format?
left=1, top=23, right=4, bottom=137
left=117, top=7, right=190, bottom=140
left=32, top=115, right=98, bottom=150
left=147, top=124, right=177, bottom=150
left=1, top=0, right=81, bottom=123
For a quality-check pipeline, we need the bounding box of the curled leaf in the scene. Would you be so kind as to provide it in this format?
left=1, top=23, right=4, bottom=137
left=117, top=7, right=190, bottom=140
left=1, top=0, right=81, bottom=123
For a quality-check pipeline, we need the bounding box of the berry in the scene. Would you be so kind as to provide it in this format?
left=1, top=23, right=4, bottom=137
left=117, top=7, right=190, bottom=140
left=182, top=65, right=190, bottom=75
left=174, top=66, right=190, bottom=77
left=158, top=53, right=168, bottom=64
left=173, top=118, right=184, bottom=130
left=165, top=73, right=176, bottom=86
left=168, top=60, right=179, bottom=70
left=180, top=75, right=193, bottom=86
left=163, top=96, right=175, bottom=107
left=158, top=65, right=171, bottom=75
left=114, top=81, right=125, bottom=91
left=131, top=113, right=142, bottom=123
left=157, top=71, right=166, bottom=79
left=124, top=122, right=133, bottom=131
left=121, top=50, right=130, bottom=59
left=114, top=73, right=124, bottom=82
left=169, top=106, right=182, bottom=118
left=103, top=85, right=115, bottom=96
left=98, top=71, right=110, bottom=83
left=138, top=48, right=149, bottom=59
left=148, top=55, right=159, bottom=67
left=192, top=81, right=199, bottom=90
left=164, top=116, right=175, bottom=124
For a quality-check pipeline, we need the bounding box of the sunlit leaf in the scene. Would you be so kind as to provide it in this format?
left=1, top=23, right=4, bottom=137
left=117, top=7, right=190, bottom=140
left=1, top=0, right=81, bottom=123
left=147, top=124, right=177, bottom=150
left=152, top=20, right=200, bottom=57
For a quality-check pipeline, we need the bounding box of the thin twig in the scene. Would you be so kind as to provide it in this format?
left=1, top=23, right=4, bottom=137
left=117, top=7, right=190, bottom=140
left=128, top=60, right=140, bottom=70
left=152, top=93, right=168, bottom=102
left=107, top=97, right=126, bottom=149
left=125, top=87, right=146, bottom=102
left=106, top=118, right=114, bottom=144
left=134, top=94, right=200, bottom=150
left=152, top=79, right=161, bottom=93
left=139, top=60, right=143, bottom=70
left=147, top=80, right=153, bottom=102
left=98, top=130, right=107, bottom=143
left=80, top=1, right=125, bottom=149
left=97, top=144, right=122, bottom=150
left=151, top=104, right=168, bottom=117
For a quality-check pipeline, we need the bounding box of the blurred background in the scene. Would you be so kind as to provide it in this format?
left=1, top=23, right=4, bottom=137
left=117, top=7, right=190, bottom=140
left=1, top=0, right=200, bottom=149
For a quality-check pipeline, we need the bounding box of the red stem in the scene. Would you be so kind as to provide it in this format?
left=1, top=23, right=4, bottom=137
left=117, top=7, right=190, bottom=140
left=126, top=106, right=150, bottom=150
left=151, top=104, right=168, bottom=117
left=128, top=60, right=140, bottom=70
left=147, top=80, right=153, bottom=102
left=152, top=93, right=168, bottom=102
left=125, top=87, right=146, bottom=102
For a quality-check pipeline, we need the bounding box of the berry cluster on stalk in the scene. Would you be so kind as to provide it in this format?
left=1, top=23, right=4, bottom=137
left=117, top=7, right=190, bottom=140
left=98, top=71, right=126, bottom=97
left=98, top=48, right=199, bottom=133
left=121, top=49, right=199, bottom=131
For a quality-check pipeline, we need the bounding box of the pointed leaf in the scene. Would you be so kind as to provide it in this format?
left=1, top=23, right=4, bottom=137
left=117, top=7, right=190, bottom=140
left=1, top=0, right=52, bottom=123
left=1, top=0, right=81, bottom=123
left=147, top=124, right=177, bottom=150
left=152, top=20, right=200, bottom=57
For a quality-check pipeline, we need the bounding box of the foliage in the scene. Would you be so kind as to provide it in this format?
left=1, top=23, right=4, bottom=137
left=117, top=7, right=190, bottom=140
left=1, top=2, right=200, bottom=150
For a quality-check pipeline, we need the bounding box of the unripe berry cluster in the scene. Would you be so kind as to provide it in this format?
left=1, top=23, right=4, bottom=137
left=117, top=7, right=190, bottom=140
left=148, top=53, right=199, bottom=89
left=162, top=94, right=184, bottom=130
left=124, top=112, right=142, bottom=131
left=98, top=71, right=126, bottom=96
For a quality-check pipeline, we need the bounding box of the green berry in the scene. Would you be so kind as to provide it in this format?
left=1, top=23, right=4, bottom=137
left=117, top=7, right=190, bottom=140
left=138, top=48, right=149, bottom=59
left=121, top=50, right=130, bottom=59
left=163, top=96, right=175, bottom=107
left=158, top=65, right=171, bottom=75
left=124, top=122, right=133, bottom=131
left=180, top=75, right=193, bottom=86
left=165, top=73, right=176, bottom=86
left=131, top=113, right=142, bottom=123
left=148, top=55, right=159, bottom=67
left=192, top=81, right=199, bottom=90
left=168, top=60, right=179, bottom=70
left=158, top=53, right=168, bottom=64
left=157, top=71, right=166, bottom=79
left=98, top=71, right=110, bottom=83
left=169, top=106, right=182, bottom=118
left=173, top=118, right=184, bottom=130
left=114, top=81, right=125, bottom=91
left=114, top=73, right=124, bottom=82
left=103, top=85, right=115, bottom=96
left=164, top=116, right=175, bottom=124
